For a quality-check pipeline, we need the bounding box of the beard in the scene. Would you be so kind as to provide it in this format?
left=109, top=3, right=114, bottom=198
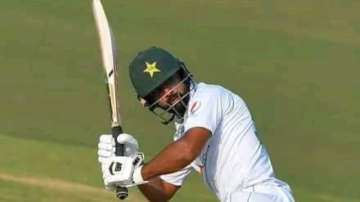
left=172, top=102, right=186, bottom=116
left=170, top=92, right=190, bottom=118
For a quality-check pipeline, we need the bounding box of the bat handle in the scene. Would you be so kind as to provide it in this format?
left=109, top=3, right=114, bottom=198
left=111, top=126, right=128, bottom=200
left=112, top=126, right=125, bottom=156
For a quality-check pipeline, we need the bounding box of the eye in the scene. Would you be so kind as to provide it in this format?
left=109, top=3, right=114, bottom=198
left=145, top=88, right=163, bottom=104
left=153, top=89, right=164, bottom=100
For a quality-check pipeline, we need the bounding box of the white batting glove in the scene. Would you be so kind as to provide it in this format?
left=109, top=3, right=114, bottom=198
left=102, top=153, right=147, bottom=191
left=98, top=133, right=139, bottom=163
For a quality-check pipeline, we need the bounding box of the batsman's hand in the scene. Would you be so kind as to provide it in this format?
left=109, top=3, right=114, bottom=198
left=101, top=153, right=147, bottom=190
left=97, top=133, right=146, bottom=191
left=98, top=133, right=139, bottom=163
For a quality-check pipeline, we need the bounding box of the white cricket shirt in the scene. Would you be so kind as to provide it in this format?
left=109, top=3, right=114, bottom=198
left=160, top=82, right=290, bottom=201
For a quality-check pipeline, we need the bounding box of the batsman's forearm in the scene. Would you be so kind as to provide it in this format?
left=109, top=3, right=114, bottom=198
left=141, top=139, right=197, bottom=180
left=141, top=128, right=210, bottom=181
left=138, top=184, right=168, bottom=202
left=138, top=177, right=176, bottom=202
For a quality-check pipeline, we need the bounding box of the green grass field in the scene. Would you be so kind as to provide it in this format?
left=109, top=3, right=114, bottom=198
left=1, top=0, right=359, bottom=201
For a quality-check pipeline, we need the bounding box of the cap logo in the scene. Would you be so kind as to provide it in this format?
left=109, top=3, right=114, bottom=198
left=144, top=61, right=160, bottom=78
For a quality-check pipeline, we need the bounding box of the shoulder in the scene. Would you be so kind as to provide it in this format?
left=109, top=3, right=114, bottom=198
left=193, top=82, right=228, bottom=99
left=192, top=82, right=245, bottom=105
left=191, top=82, right=249, bottom=113
left=186, top=82, right=231, bottom=116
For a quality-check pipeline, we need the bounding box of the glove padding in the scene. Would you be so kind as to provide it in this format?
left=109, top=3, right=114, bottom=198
left=101, top=153, right=147, bottom=191
left=97, top=133, right=146, bottom=191
left=98, top=133, right=139, bottom=163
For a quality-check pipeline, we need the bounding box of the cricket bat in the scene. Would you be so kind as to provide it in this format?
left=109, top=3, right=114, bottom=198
left=92, top=0, right=128, bottom=199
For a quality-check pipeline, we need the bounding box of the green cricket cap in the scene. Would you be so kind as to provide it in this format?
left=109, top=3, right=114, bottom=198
left=129, top=47, right=182, bottom=98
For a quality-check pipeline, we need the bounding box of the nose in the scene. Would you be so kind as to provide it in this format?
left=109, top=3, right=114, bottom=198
left=159, top=89, right=177, bottom=106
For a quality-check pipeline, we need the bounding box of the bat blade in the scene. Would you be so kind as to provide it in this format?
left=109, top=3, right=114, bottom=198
left=92, top=0, right=121, bottom=127
left=92, top=0, right=117, bottom=76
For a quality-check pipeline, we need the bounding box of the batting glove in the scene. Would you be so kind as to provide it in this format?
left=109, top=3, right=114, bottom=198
left=101, top=153, right=147, bottom=191
left=98, top=133, right=139, bottom=163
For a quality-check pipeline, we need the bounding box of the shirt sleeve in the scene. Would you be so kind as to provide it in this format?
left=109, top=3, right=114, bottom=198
left=159, top=164, right=193, bottom=186
left=184, top=89, right=223, bottom=134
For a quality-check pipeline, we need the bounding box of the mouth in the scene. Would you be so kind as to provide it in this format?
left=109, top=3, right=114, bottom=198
left=169, top=92, right=185, bottom=106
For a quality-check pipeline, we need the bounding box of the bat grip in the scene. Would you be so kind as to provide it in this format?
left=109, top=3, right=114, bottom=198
left=112, top=126, right=125, bottom=156
left=111, top=126, right=128, bottom=200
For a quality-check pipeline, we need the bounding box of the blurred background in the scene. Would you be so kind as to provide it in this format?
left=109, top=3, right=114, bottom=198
left=0, top=0, right=359, bottom=201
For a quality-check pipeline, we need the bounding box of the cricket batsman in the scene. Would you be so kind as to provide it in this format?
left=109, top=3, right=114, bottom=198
left=97, top=47, right=295, bottom=202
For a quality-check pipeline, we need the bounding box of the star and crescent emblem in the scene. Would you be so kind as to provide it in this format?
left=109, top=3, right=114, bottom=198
left=143, top=61, right=160, bottom=78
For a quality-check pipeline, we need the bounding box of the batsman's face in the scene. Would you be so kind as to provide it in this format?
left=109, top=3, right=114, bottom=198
left=146, top=74, right=190, bottom=118
left=156, top=80, right=187, bottom=109
left=143, top=72, right=193, bottom=124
